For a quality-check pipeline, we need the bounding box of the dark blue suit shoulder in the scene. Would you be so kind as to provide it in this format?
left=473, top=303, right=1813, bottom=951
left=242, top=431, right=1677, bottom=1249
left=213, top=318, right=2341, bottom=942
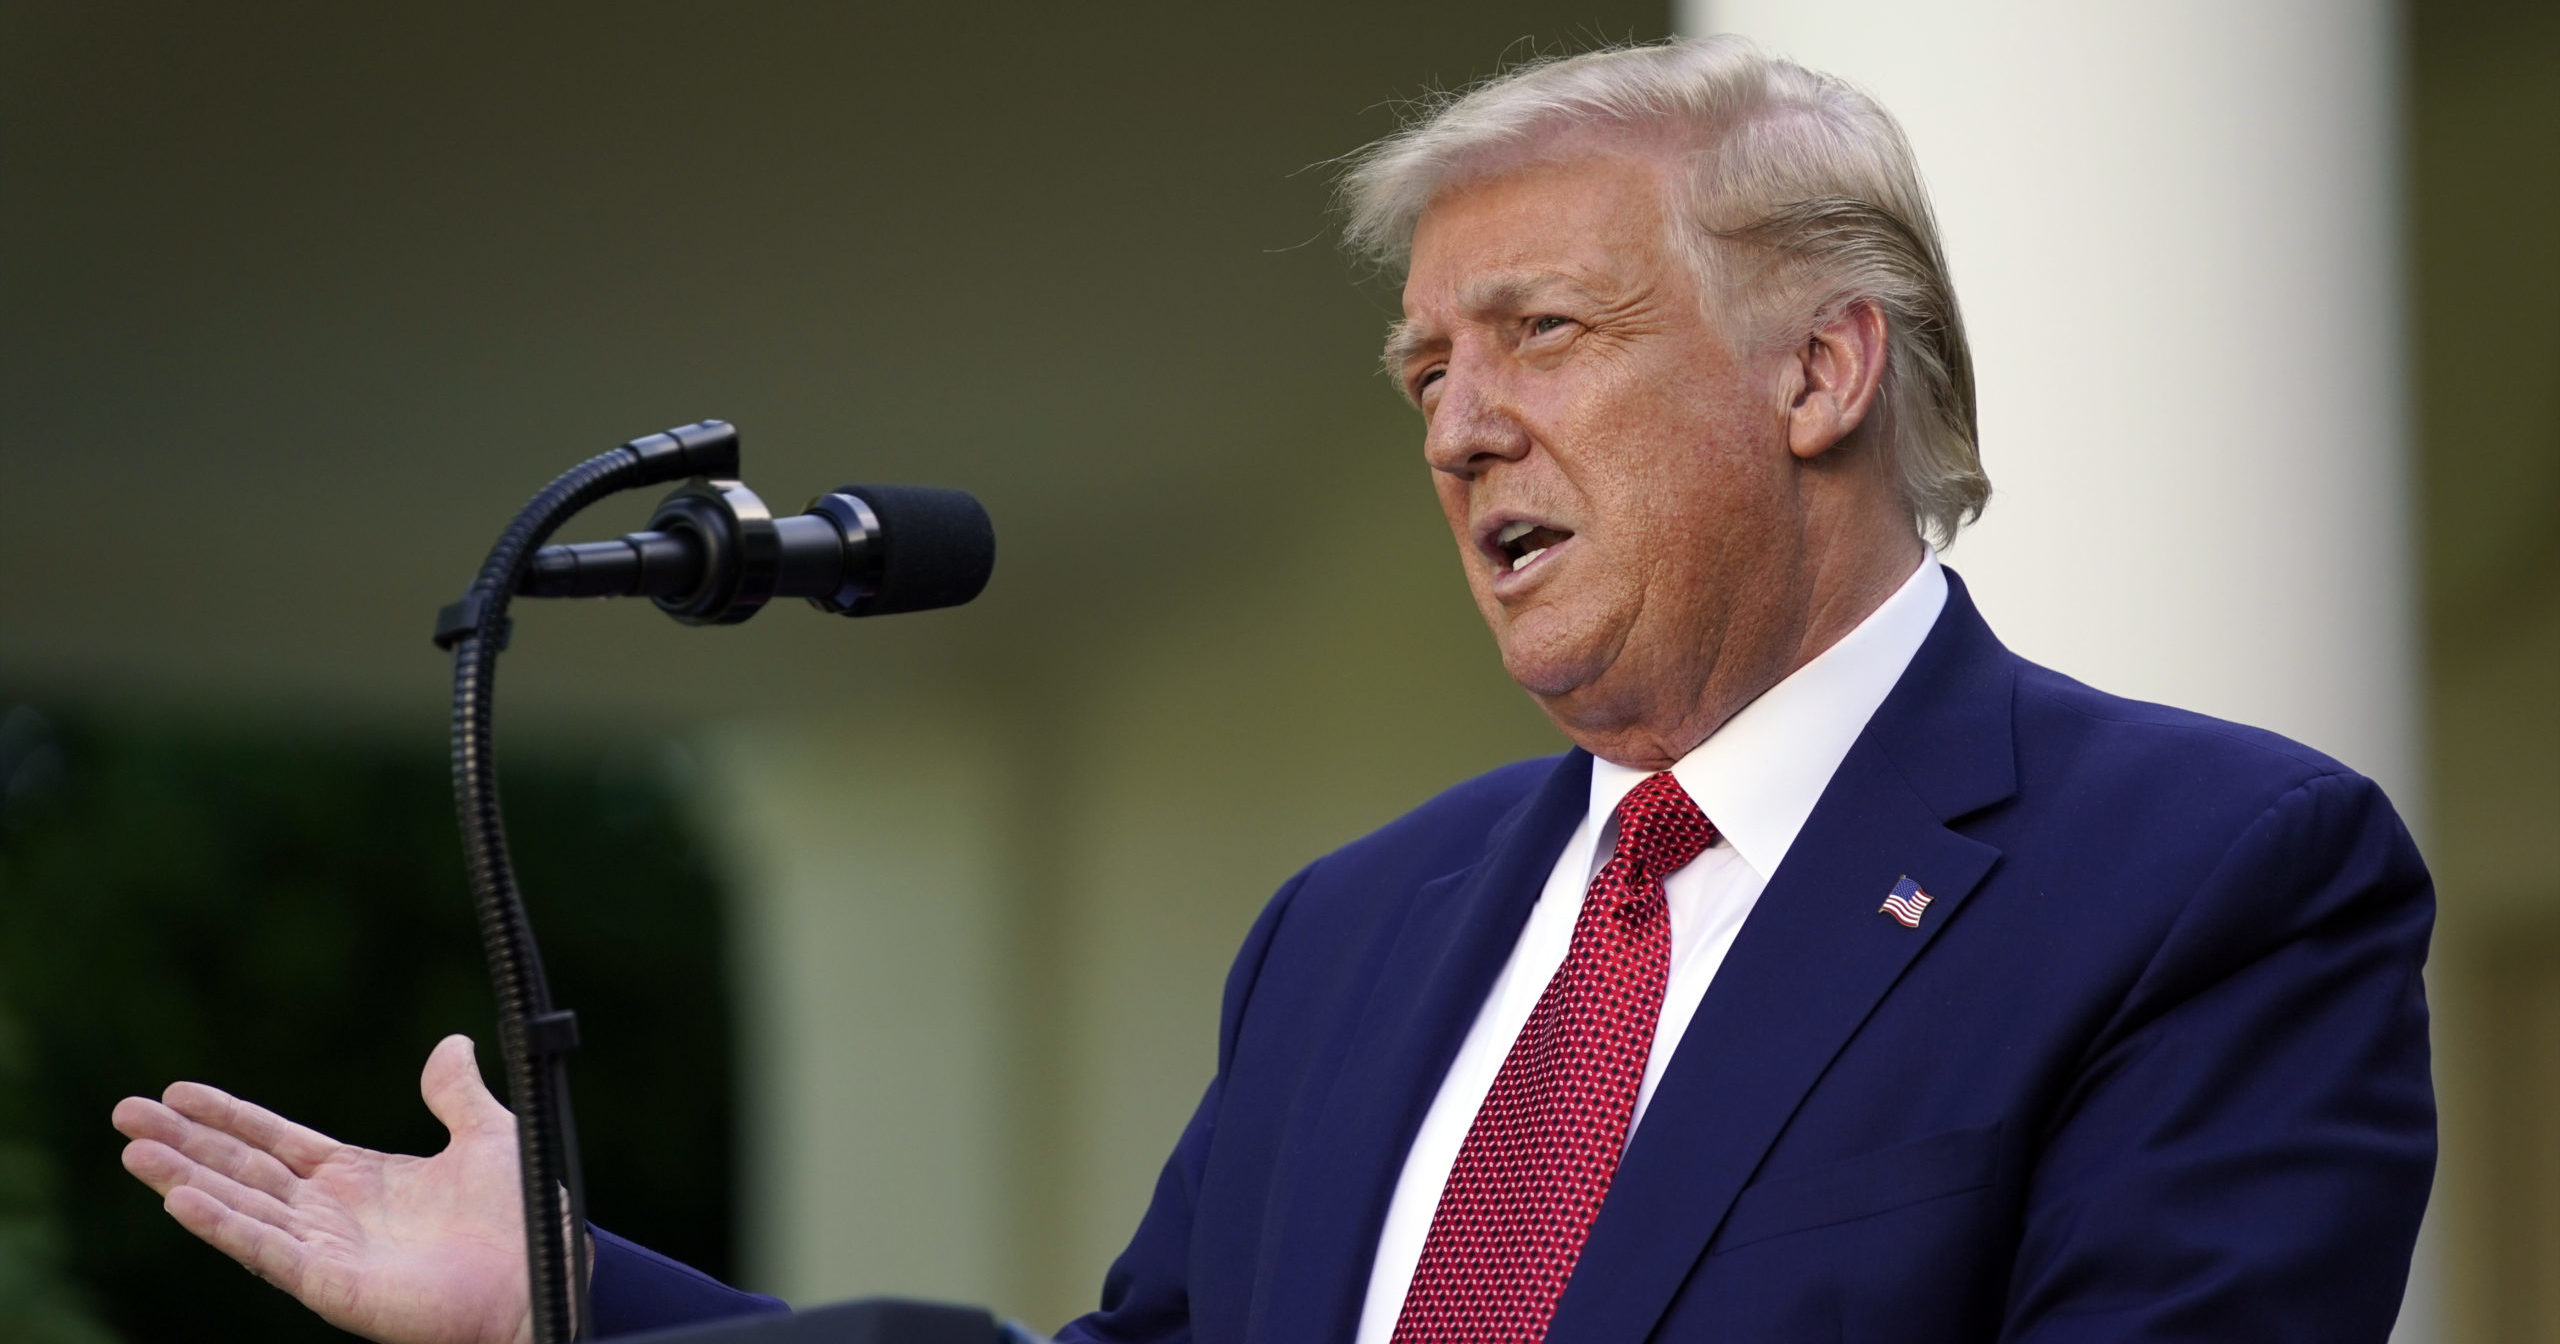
left=1295, top=753, right=1567, bottom=895
left=2009, top=654, right=2369, bottom=803
left=1987, top=652, right=2429, bottom=1055
left=1211, top=752, right=1569, bottom=1065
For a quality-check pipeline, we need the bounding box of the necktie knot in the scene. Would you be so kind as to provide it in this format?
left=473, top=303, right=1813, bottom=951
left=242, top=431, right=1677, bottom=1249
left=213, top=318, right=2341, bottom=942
left=1611, top=771, right=1716, bottom=885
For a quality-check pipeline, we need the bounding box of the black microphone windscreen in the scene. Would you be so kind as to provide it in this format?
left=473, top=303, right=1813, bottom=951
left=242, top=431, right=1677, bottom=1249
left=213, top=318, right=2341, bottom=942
left=841, top=484, right=996, bottom=615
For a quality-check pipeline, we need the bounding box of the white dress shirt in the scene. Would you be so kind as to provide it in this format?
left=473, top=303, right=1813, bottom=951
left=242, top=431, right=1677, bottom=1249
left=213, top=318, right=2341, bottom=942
left=1352, top=552, right=1949, bottom=1344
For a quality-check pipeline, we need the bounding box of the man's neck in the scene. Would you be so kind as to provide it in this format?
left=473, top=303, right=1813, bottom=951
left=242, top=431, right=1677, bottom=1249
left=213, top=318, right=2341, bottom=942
left=1560, top=537, right=1928, bottom=770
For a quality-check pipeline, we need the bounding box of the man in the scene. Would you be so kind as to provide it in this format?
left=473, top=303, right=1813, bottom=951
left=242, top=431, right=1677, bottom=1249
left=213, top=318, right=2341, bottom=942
left=111, top=37, right=2433, bottom=1343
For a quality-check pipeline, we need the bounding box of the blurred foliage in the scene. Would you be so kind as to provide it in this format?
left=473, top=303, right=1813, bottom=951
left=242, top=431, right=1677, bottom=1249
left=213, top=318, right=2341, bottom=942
left=0, top=1001, right=115, bottom=1343
left=0, top=700, right=739, bottom=1341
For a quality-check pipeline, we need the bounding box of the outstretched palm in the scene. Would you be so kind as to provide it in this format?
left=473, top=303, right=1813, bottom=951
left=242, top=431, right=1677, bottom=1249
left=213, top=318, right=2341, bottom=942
left=113, top=1034, right=535, bottom=1344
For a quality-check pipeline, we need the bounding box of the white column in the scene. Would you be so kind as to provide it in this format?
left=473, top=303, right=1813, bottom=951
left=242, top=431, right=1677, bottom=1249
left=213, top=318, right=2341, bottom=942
left=1678, top=2, right=2428, bottom=1338
left=698, top=706, right=1013, bottom=1310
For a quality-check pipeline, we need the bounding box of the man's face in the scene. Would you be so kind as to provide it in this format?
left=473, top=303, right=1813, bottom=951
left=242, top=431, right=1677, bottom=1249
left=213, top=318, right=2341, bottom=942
left=1396, top=151, right=1804, bottom=745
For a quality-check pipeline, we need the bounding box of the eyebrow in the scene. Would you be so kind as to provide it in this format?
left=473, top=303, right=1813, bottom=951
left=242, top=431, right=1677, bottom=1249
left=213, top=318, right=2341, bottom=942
left=1380, top=268, right=1595, bottom=373
left=1381, top=319, right=1432, bottom=375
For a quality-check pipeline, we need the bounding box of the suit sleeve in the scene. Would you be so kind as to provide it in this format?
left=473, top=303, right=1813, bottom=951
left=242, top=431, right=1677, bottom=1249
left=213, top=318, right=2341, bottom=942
left=590, top=1225, right=789, bottom=1337
left=1052, top=865, right=1310, bottom=1344
left=1999, top=770, right=2436, bottom=1343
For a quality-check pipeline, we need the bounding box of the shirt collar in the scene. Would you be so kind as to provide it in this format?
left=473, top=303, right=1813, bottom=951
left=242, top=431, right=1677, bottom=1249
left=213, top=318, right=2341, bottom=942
left=1587, top=550, right=1948, bottom=880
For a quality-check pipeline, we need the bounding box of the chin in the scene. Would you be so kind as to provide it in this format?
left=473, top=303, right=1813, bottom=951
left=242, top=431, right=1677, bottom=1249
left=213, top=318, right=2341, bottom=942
left=1497, top=639, right=1606, bottom=701
left=1492, top=597, right=1628, bottom=698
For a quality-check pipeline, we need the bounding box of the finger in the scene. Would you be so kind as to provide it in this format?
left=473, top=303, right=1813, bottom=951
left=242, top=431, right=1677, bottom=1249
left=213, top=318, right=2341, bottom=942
left=112, top=1095, right=189, bottom=1145
left=164, top=1184, right=309, bottom=1296
left=115, top=1097, right=303, bottom=1203
left=124, top=1138, right=303, bottom=1234
left=161, top=1082, right=341, bottom=1178
left=420, top=1035, right=515, bottom=1141
left=121, top=1136, right=195, bottom=1195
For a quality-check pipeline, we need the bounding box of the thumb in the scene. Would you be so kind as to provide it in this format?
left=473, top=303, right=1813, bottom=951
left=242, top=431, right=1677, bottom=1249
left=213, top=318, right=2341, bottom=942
left=421, top=1035, right=515, bottom=1141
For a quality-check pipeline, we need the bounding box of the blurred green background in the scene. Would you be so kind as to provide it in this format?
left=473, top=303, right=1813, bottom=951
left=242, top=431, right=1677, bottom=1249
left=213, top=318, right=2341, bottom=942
left=2, top=2, right=2555, bottom=1341
left=0, top=708, right=737, bottom=1340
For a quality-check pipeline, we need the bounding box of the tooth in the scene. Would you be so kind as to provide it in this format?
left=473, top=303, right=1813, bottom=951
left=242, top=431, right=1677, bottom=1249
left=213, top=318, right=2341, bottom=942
left=1511, top=547, right=1548, bottom=571
left=1497, top=520, right=1535, bottom=546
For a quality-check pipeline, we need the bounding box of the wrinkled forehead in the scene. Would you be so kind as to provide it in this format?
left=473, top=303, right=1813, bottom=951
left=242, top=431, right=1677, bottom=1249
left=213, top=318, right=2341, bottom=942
left=1385, top=267, right=1605, bottom=367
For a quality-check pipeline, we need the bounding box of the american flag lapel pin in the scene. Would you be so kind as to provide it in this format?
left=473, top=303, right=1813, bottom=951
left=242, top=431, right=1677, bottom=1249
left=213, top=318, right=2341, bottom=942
left=1879, top=875, right=1934, bottom=929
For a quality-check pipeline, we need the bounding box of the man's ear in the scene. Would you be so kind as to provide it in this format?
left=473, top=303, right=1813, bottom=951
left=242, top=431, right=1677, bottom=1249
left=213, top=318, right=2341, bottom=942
left=1785, top=299, right=1890, bottom=461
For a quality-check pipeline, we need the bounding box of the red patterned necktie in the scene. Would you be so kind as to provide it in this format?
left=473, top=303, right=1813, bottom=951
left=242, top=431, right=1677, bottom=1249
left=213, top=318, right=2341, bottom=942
left=1391, top=771, right=1717, bottom=1344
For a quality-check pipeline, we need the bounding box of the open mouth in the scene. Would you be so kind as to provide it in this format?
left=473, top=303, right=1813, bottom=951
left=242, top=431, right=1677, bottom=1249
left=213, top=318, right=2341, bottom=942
left=1495, top=519, right=1574, bottom=572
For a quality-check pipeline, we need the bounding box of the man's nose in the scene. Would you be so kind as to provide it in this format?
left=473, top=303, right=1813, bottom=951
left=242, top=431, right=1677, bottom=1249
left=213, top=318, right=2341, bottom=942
left=1422, top=367, right=1533, bottom=479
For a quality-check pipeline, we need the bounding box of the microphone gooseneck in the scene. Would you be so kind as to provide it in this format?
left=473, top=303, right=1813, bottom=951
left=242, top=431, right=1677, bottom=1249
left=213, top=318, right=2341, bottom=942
left=430, top=421, right=994, bottom=1341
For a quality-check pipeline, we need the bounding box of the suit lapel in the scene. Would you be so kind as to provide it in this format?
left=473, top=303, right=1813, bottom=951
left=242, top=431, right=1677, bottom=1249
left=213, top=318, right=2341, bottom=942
left=1545, top=571, right=2019, bottom=1344
left=1248, top=750, right=1593, bottom=1344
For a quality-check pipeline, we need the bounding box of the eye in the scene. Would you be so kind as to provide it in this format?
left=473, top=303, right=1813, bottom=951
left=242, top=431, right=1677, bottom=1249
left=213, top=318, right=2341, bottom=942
left=1412, top=367, right=1446, bottom=400
left=1529, top=315, right=1574, bottom=338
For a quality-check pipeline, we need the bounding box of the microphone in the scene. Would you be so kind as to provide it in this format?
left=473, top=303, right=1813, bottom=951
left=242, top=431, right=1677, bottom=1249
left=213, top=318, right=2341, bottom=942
left=519, top=479, right=995, bottom=624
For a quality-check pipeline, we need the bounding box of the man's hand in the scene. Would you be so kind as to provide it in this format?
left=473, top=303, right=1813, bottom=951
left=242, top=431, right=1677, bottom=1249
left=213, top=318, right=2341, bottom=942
left=111, top=1034, right=534, bottom=1344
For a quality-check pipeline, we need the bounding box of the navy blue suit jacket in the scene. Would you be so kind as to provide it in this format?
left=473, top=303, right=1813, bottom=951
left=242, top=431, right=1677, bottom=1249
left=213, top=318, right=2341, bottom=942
left=596, top=573, right=2435, bottom=1341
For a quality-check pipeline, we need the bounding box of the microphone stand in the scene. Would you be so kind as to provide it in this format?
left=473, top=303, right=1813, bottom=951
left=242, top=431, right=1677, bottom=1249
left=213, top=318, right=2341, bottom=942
left=432, top=421, right=997, bottom=1342
left=432, top=421, right=746, bottom=1342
